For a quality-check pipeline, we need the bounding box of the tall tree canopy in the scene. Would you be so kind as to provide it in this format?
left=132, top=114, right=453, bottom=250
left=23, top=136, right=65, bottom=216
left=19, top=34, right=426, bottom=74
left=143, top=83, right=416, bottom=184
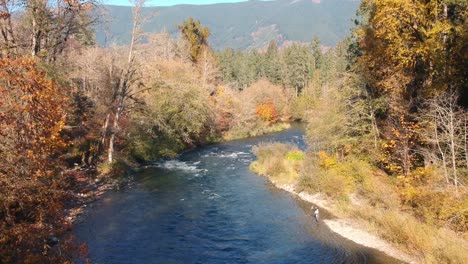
left=355, top=0, right=467, bottom=111
left=178, top=17, right=210, bottom=63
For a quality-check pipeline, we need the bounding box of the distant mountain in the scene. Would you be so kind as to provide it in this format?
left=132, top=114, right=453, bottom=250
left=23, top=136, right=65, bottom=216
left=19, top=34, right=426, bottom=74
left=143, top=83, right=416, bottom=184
left=97, top=0, right=360, bottom=50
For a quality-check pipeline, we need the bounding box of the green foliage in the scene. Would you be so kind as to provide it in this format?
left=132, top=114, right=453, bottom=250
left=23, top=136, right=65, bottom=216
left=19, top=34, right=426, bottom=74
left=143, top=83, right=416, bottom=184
left=306, top=93, right=350, bottom=153
left=285, top=150, right=305, bottom=161
left=290, top=94, right=316, bottom=120
left=283, top=44, right=314, bottom=96
left=129, top=79, right=215, bottom=160
left=225, top=120, right=290, bottom=141
left=178, top=17, right=211, bottom=63
left=217, top=42, right=316, bottom=96
left=97, top=158, right=131, bottom=179
left=264, top=40, right=282, bottom=84
left=311, top=36, right=322, bottom=70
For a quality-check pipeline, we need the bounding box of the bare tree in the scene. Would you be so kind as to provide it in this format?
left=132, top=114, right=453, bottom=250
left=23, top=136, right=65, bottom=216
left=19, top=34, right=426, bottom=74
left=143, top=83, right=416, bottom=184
left=421, top=92, right=467, bottom=193
left=0, top=0, right=98, bottom=60
left=199, top=47, right=219, bottom=91
left=107, top=0, right=149, bottom=163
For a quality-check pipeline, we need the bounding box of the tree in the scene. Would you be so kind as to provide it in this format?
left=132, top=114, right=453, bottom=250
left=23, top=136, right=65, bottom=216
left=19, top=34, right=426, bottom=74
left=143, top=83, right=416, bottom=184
left=0, top=58, right=78, bottom=263
left=264, top=40, right=282, bottom=84
left=256, top=99, right=279, bottom=123
left=200, top=46, right=219, bottom=91
left=129, top=60, right=216, bottom=160
left=355, top=0, right=467, bottom=113
left=0, top=0, right=17, bottom=57
left=421, top=92, right=467, bottom=192
left=311, top=35, right=322, bottom=70
left=283, top=44, right=313, bottom=97
left=104, top=0, right=149, bottom=164
left=0, top=0, right=96, bottom=60
left=381, top=115, right=420, bottom=177
left=178, top=17, right=210, bottom=63
left=353, top=0, right=467, bottom=180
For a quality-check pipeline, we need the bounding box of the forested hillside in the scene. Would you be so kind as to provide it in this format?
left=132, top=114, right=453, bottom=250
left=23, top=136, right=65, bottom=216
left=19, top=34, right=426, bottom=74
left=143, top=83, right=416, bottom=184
left=98, top=0, right=359, bottom=49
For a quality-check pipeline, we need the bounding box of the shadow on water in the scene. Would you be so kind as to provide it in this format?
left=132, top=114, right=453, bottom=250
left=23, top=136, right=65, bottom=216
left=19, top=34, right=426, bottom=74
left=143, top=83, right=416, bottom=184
left=75, top=125, right=404, bottom=264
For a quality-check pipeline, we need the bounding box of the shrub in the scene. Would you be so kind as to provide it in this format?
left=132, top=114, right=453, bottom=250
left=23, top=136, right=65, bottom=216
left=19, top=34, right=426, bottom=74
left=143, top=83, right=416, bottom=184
left=290, top=94, right=316, bottom=120
left=241, top=79, right=290, bottom=118
left=298, top=152, right=355, bottom=200
left=286, top=150, right=305, bottom=161
left=255, top=99, right=279, bottom=123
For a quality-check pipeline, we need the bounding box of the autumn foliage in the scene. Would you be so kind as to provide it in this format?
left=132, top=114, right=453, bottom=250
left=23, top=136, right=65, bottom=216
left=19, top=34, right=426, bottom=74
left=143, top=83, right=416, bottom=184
left=255, top=99, right=279, bottom=123
left=380, top=115, right=420, bottom=176
left=0, top=58, right=79, bottom=263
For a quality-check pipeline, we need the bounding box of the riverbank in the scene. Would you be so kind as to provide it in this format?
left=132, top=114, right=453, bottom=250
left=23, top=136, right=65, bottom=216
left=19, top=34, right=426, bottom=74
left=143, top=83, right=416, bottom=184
left=250, top=142, right=468, bottom=264
left=65, top=161, right=137, bottom=224
left=271, top=181, right=417, bottom=264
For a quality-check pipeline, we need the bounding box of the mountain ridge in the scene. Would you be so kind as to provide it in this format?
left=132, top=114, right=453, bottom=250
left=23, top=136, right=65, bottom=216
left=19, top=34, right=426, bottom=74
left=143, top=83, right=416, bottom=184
left=97, top=0, right=360, bottom=50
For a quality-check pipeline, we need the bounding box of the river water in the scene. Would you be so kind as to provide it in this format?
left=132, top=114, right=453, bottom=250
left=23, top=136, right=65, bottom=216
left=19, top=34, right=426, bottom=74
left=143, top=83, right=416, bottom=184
left=75, top=126, right=402, bottom=264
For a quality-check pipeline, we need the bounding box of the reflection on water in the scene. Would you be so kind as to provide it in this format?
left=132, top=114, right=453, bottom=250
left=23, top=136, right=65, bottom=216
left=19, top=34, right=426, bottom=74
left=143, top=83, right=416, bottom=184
left=75, top=126, right=402, bottom=264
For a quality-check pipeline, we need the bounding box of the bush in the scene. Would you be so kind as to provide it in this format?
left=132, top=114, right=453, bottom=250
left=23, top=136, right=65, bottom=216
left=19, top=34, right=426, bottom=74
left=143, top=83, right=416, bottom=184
left=225, top=79, right=291, bottom=139
left=256, top=99, right=279, bottom=123
left=286, top=150, right=305, bottom=161
left=241, top=79, right=291, bottom=118
left=290, top=94, right=316, bottom=120
left=298, top=152, right=356, bottom=200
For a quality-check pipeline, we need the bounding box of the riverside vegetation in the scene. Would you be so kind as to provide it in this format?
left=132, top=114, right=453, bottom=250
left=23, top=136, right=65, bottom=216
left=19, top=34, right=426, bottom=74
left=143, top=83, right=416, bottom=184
left=0, top=1, right=312, bottom=262
left=251, top=1, right=468, bottom=263
left=0, top=0, right=467, bottom=263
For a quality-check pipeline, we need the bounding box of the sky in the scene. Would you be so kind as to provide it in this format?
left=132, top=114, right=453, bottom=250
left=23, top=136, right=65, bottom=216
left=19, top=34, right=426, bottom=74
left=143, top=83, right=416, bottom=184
left=104, top=0, right=266, bottom=6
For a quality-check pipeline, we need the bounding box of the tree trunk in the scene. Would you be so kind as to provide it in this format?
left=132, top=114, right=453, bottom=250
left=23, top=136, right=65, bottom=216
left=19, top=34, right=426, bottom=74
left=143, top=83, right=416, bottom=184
left=435, top=120, right=449, bottom=184
left=0, top=1, right=17, bottom=57
left=202, top=49, right=208, bottom=89
left=108, top=103, right=122, bottom=164
left=370, top=111, right=379, bottom=150
left=449, top=112, right=458, bottom=193
left=464, top=115, right=468, bottom=170
left=31, top=8, right=38, bottom=57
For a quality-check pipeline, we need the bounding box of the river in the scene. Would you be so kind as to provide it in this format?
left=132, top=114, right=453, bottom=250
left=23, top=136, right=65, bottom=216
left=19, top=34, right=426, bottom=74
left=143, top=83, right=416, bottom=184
left=75, top=126, right=403, bottom=264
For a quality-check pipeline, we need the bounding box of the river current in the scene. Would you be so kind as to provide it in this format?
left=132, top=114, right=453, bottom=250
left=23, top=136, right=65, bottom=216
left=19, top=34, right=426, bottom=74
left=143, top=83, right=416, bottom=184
left=75, top=126, right=402, bottom=264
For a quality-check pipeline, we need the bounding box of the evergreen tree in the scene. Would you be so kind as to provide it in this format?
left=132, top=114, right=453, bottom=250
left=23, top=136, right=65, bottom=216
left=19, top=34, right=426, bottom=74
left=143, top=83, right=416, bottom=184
left=283, top=44, right=312, bottom=96
left=178, top=17, right=211, bottom=63
left=311, top=36, right=322, bottom=70
left=265, top=40, right=282, bottom=84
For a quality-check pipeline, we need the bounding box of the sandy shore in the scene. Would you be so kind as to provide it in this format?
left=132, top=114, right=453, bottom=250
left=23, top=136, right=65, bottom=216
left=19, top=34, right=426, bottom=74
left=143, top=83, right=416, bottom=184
left=271, top=181, right=419, bottom=264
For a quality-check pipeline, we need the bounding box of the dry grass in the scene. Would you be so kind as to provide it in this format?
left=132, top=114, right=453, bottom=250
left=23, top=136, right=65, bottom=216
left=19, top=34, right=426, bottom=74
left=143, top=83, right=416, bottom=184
left=352, top=205, right=468, bottom=263
left=250, top=142, right=303, bottom=185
